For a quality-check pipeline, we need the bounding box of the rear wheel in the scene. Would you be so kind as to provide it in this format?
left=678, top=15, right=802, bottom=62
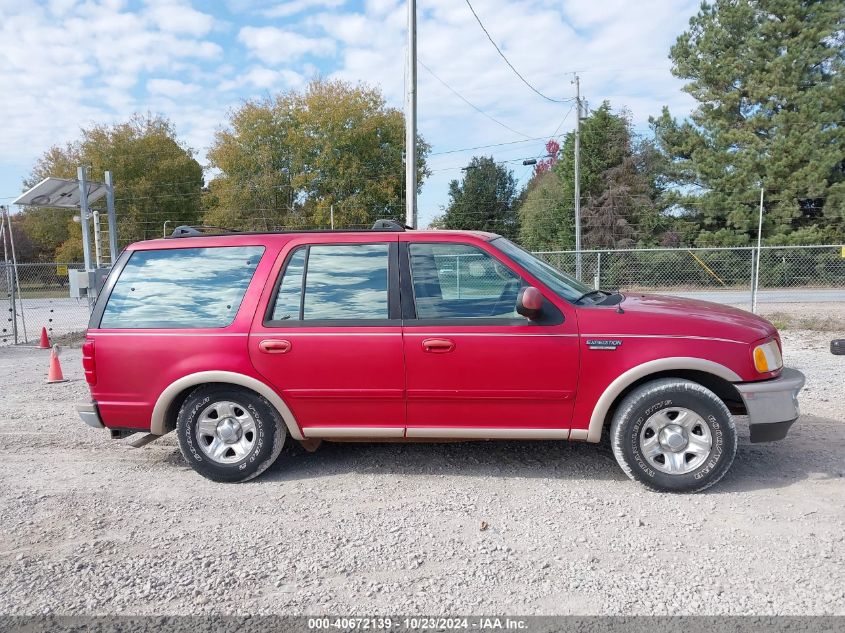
left=610, top=378, right=737, bottom=493
left=176, top=385, right=286, bottom=483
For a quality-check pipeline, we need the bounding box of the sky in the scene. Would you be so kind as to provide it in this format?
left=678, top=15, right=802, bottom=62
left=0, top=0, right=700, bottom=228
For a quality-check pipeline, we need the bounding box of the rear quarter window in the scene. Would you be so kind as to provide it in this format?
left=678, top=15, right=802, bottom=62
left=99, top=246, right=264, bottom=329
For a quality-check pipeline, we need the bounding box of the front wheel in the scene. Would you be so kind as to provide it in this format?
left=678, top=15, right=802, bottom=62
left=610, top=378, right=737, bottom=493
left=176, top=385, right=286, bottom=483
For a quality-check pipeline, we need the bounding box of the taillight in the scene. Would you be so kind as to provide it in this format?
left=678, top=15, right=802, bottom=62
left=82, top=339, right=96, bottom=385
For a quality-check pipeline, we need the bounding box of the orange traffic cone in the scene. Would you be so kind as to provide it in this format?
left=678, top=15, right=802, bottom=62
left=47, top=345, right=68, bottom=384
left=39, top=327, right=50, bottom=349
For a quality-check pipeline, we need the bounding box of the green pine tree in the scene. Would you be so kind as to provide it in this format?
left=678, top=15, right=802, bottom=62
left=441, top=156, right=519, bottom=239
left=519, top=102, right=664, bottom=250
left=651, top=0, right=845, bottom=245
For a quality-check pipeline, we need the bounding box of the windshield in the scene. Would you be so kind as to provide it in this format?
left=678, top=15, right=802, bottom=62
left=491, top=237, right=593, bottom=302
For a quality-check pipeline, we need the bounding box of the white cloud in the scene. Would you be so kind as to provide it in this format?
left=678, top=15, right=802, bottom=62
left=310, top=12, right=373, bottom=46
left=147, top=78, right=202, bottom=96
left=262, top=0, right=346, bottom=19
left=47, top=0, right=76, bottom=16
left=0, top=0, right=226, bottom=191
left=239, top=26, right=335, bottom=64
left=218, top=67, right=305, bottom=91
left=305, top=0, right=699, bottom=224
left=145, top=1, right=215, bottom=36
left=0, top=0, right=701, bottom=227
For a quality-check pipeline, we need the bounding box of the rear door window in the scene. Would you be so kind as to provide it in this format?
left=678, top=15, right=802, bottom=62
left=100, top=246, right=264, bottom=328
left=268, top=243, right=391, bottom=323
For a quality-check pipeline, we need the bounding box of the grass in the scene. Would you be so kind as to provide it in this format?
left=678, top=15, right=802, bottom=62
left=51, top=331, right=87, bottom=348
left=765, top=312, right=845, bottom=332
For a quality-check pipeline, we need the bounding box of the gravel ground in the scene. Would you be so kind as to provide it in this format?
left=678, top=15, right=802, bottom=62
left=0, top=329, right=843, bottom=616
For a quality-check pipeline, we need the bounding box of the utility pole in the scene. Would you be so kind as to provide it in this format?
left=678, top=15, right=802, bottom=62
left=751, top=187, right=764, bottom=313
left=573, top=74, right=582, bottom=281
left=405, top=0, right=418, bottom=229
left=1, top=207, right=17, bottom=344
left=105, top=171, right=118, bottom=264
left=77, top=166, right=93, bottom=273
left=92, top=209, right=102, bottom=267
left=3, top=206, right=27, bottom=343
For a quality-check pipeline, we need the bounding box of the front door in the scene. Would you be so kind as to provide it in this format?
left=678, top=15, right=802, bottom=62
left=249, top=236, right=405, bottom=438
left=400, top=238, right=579, bottom=438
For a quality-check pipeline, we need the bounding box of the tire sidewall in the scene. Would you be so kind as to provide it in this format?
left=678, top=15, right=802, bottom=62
left=177, top=387, right=283, bottom=483
left=614, top=383, right=736, bottom=492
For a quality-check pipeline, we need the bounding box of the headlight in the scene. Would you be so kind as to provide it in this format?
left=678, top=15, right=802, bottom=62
left=753, top=339, right=783, bottom=373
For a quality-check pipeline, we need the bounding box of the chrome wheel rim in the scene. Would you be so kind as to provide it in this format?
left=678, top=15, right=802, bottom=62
left=196, top=400, right=257, bottom=465
left=639, top=407, right=713, bottom=475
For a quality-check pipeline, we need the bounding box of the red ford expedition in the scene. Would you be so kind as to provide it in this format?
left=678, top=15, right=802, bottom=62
left=76, top=222, right=805, bottom=492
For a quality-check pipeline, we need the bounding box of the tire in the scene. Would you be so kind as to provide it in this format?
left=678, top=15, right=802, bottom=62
left=610, top=378, right=737, bottom=493
left=176, top=385, right=286, bottom=483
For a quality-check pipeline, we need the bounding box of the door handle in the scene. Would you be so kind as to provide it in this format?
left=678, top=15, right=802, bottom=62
left=422, top=338, right=455, bottom=353
left=258, top=339, right=292, bottom=354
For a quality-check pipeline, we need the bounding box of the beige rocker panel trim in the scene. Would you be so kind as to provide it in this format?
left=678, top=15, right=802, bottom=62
left=585, top=357, right=742, bottom=443
left=150, top=371, right=304, bottom=440
left=406, top=427, right=569, bottom=440
left=304, top=426, right=405, bottom=438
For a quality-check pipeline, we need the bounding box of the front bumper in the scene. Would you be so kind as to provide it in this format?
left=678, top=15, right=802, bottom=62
left=76, top=402, right=104, bottom=429
left=735, top=367, right=805, bottom=442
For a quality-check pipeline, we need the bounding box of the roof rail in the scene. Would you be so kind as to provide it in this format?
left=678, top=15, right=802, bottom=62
left=169, top=225, right=240, bottom=238
left=371, top=219, right=408, bottom=231
left=165, top=220, right=409, bottom=239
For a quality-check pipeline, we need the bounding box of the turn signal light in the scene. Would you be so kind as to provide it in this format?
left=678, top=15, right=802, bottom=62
left=753, top=339, right=782, bottom=373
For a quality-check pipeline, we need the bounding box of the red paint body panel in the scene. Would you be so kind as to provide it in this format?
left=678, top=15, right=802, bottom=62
left=247, top=234, right=404, bottom=430
left=92, top=332, right=255, bottom=428
left=398, top=232, right=579, bottom=431
left=84, top=229, right=781, bottom=437
left=402, top=328, right=578, bottom=429
left=249, top=328, right=405, bottom=428
left=88, top=237, right=286, bottom=430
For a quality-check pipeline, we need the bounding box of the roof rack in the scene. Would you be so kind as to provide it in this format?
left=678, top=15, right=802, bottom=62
left=169, top=225, right=240, bottom=238
left=371, top=219, right=407, bottom=231
left=166, top=219, right=410, bottom=239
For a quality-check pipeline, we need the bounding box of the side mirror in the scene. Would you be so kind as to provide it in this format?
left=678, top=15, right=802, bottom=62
left=517, top=286, right=543, bottom=320
left=832, top=339, right=845, bottom=356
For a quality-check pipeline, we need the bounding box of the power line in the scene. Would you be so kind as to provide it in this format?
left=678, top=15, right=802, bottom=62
left=462, top=0, right=574, bottom=104
left=430, top=135, right=560, bottom=156
left=550, top=106, right=575, bottom=139
left=419, top=59, right=533, bottom=139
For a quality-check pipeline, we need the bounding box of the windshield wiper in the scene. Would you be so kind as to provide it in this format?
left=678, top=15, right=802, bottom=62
left=574, top=289, right=607, bottom=303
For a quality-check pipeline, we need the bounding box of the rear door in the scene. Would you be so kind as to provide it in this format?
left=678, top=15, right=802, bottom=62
left=400, top=235, right=579, bottom=438
left=249, top=235, right=405, bottom=438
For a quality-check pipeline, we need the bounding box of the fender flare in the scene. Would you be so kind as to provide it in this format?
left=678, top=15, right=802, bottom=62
left=584, top=357, right=742, bottom=443
left=150, top=370, right=304, bottom=440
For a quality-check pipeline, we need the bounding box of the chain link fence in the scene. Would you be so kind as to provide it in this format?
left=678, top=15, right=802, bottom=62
left=2, top=245, right=843, bottom=345
left=535, top=245, right=845, bottom=307
left=1, top=262, right=88, bottom=345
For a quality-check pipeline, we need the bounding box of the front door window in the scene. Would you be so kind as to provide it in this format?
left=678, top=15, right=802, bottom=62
left=408, top=243, right=526, bottom=321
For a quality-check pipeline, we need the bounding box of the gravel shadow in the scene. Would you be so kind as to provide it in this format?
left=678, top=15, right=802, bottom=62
left=257, top=437, right=628, bottom=483
left=245, top=414, right=845, bottom=491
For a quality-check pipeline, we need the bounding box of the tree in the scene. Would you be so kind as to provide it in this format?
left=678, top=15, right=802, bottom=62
left=22, top=114, right=203, bottom=259
left=651, top=0, right=845, bottom=245
left=206, top=79, right=429, bottom=230
left=582, top=137, right=673, bottom=249
left=3, top=216, right=37, bottom=262
left=518, top=170, right=572, bottom=250
left=440, top=156, right=519, bottom=238
left=519, top=103, right=663, bottom=250
left=532, top=139, right=560, bottom=176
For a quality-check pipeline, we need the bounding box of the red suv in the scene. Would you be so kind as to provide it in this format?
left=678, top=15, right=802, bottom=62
left=76, top=222, right=805, bottom=492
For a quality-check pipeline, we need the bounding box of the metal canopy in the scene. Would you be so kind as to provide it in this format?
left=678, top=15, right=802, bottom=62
left=12, top=177, right=107, bottom=208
